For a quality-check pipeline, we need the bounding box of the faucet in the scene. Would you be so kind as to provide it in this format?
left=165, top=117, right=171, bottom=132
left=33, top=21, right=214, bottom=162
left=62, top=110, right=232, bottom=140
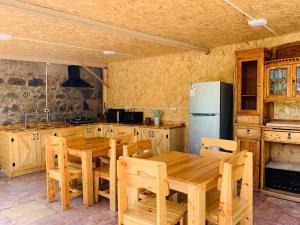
left=24, top=109, right=39, bottom=129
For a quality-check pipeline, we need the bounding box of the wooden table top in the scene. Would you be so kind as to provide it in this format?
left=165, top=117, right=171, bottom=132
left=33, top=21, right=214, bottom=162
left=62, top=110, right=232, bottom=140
left=150, top=151, right=222, bottom=189
left=67, top=137, right=110, bottom=152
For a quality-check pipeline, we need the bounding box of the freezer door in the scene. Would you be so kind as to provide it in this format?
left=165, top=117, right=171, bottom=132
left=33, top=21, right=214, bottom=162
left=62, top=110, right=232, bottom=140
left=189, top=82, right=220, bottom=114
left=189, top=113, right=220, bottom=154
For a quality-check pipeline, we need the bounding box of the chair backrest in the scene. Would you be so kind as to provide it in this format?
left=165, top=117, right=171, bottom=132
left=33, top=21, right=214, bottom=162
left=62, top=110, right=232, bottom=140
left=217, top=151, right=253, bottom=224
left=118, top=157, right=169, bottom=225
left=123, top=139, right=153, bottom=158
left=201, top=137, right=237, bottom=159
left=46, top=136, right=69, bottom=179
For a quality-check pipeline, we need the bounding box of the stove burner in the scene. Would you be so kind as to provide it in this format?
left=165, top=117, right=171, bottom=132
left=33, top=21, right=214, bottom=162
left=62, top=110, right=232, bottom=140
left=67, top=117, right=96, bottom=124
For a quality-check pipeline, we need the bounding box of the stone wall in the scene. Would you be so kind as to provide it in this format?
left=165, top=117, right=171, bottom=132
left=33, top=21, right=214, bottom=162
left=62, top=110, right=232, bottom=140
left=0, top=60, right=102, bottom=125
left=107, top=32, right=300, bottom=150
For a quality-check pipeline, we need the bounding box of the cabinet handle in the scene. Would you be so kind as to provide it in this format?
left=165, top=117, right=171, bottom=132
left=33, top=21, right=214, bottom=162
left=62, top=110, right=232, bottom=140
left=246, top=129, right=250, bottom=134
left=98, top=128, right=101, bottom=132
left=288, top=133, right=291, bottom=139
left=293, top=80, right=296, bottom=83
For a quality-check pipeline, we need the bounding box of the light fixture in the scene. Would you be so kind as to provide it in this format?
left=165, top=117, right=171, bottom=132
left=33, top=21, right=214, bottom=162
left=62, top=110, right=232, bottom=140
left=248, top=18, right=267, bottom=27
left=102, top=50, right=116, bottom=55
left=0, top=34, right=12, bottom=41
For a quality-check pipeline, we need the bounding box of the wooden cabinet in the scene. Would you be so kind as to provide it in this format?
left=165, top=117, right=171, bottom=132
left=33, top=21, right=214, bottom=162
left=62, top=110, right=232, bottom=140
left=36, top=129, right=57, bottom=167
left=237, top=138, right=261, bottom=189
left=265, top=59, right=300, bottom=101
left=235, top=48, right=271, bottom=124
left=11, top=131, right=37, bottom=172
left=0, top=123, right=184, bottom=177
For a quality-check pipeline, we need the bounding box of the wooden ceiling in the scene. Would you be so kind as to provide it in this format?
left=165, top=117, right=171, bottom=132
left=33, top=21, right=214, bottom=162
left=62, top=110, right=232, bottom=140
left=0, top=0, right=299, bottom=67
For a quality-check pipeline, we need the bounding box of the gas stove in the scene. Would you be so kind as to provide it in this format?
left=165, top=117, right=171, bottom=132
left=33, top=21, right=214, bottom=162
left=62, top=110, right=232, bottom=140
left=67, top=117, right=97, bottom=125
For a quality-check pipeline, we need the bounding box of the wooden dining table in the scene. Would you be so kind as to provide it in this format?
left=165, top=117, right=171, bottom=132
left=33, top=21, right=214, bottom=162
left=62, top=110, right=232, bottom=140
left=67, top=137, right=110, bottom=206
left=149, top=151, right=225, bottom=225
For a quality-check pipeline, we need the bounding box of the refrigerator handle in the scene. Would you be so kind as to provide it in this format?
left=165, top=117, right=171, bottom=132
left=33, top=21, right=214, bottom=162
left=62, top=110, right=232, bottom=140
left=191, top=113, right=217, bottom=116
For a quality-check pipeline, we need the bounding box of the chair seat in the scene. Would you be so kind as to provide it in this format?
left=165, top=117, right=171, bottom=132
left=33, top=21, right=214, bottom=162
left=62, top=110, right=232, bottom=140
left=206, top=189, right=249, bottom=224
left=122, top=197, right=186, bottom=225
left=93, top=165, right=109, bottom=180
left=48, top=166, right=82, bottom=181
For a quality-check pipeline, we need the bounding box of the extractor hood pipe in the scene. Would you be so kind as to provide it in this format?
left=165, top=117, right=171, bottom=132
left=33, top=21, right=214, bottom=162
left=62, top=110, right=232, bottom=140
left=44, top=62, right=50, bottom=122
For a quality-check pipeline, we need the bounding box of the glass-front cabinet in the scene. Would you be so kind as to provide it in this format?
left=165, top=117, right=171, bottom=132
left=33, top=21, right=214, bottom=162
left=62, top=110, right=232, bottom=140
left=266, top=65, right=291, bottom=99
left=293, top=64, right=300, bottom=98
left=240, top=60, right=258, bottom=112
left=265, top=62, right=300, bottom=100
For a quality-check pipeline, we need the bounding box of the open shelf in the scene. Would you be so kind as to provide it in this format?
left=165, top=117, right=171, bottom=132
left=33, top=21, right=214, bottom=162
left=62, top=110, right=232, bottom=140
left=266, top=161, right=300, bottom=172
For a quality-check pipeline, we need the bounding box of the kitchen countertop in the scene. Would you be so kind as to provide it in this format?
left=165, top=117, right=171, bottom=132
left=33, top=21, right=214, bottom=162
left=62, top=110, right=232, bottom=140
left=0, top=120, right=185, bottom=133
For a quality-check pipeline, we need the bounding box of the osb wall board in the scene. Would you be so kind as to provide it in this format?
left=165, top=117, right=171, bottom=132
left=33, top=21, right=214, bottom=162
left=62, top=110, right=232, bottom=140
left=19, top=0, right=300, bottom=48
left=0, top=59, right=102, bottom=125
left=107, top=32, right=300, bottom=151
left=274, top=102, right=300, bottom=120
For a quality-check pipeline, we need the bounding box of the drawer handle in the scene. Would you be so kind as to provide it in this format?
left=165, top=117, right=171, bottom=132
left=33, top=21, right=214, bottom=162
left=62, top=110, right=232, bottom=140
left=246, top=129, right=250, bottom=134
left=288, top=133, right=291, bottom=139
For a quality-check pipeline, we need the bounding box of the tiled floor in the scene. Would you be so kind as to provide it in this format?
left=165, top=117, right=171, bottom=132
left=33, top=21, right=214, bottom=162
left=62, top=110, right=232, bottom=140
left=0, top=172, right=300, bottom=225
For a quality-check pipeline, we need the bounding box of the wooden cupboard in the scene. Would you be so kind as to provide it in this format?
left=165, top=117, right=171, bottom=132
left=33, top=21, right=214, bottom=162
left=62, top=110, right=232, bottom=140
left=0, top=129, right=56, bottom=177
left=234, top=48, right=271, bottom=189
left=265, top=58, right=300, bottom=101
left=235, top=48, right=271, bottom=124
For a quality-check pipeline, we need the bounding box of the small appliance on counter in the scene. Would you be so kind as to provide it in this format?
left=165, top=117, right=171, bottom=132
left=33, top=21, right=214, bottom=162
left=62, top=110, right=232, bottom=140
left=121, top=111, right=144, bottom=124
left=107, top=108, right=125, bottom=123
left=107, top=108, right=144, bottom=124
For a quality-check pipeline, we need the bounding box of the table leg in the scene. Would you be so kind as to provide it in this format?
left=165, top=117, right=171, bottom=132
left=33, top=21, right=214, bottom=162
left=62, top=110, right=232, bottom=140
left=187, top=184, right=206, bottom=225
left=81, top=151, right=94, bottom=206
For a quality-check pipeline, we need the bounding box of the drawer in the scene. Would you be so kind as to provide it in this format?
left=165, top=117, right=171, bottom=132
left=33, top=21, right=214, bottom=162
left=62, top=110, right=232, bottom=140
left=263, top=131, right=300, bottom=144
left=236, top=127, right=261, bottom=139
left=236, top=116, right=260, bottom=124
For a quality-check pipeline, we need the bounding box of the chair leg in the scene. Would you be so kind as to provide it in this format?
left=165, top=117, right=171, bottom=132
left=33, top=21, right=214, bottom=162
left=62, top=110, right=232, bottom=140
left=180, top=217, right=184, bottom=225
left=47, top=175, right=55, bottom=203
left=60, top=178, right=70, bottom=211
left=240, top=210, right=253, bottom=225
left=109, top=179, right=117, bottom=211
left=94, top=173, right=99, bottom=203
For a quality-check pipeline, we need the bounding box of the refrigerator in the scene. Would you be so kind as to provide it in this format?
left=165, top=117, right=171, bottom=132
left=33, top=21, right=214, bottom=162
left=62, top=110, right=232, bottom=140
left=189, top=81, right=233, bottom=154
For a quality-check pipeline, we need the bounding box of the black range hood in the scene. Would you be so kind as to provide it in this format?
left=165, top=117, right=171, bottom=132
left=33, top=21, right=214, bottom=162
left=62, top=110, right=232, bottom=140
left=62, top=65, right=93, bottom=88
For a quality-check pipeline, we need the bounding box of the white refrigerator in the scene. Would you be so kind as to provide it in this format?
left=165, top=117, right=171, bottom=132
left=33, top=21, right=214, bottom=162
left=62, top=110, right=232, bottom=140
left=189, top=82, right=233, bottom=154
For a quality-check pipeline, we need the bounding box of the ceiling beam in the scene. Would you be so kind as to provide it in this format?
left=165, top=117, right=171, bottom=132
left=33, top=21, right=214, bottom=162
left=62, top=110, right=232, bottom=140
left=81, top=65, right=109, bottom=88
left=0, top=0, right=209, bottom=53
left=0, top=53, right=106, bottom=67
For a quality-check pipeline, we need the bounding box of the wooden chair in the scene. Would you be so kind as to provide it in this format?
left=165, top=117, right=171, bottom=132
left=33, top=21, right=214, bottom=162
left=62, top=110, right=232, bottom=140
left=93, top=134, right=137, bottom=211
left=118, top=157, right=187, bottom=225
left=206, top=151, right=253, bottom=225
left=46, top=136, right=83, bottom=211
left=200, top=137, right=237, bottom=159
left=123, top=139, right=153, bottom=159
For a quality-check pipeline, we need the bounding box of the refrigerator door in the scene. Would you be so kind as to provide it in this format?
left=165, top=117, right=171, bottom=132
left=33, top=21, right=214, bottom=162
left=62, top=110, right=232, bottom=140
left=189, top=113, right=220, bottom=154
left=190, top=82, right=220, bottom=114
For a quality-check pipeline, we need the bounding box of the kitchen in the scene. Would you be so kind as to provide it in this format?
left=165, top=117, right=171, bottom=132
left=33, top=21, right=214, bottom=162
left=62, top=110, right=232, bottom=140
left=0, top=0, right=300, bottom=225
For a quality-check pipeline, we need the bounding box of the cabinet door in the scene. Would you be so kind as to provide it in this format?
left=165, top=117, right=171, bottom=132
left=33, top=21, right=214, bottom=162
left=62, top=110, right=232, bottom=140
left=237, top=59, right=260, bottom=114
left=12, top=132, right=37, bottom=171
left=292, top=64, right=300, bottom=98
left=154, top=130, right=169, bottom=154
left=139, top=128, right=156, bottom=153
left=113, top=126, right=135, bottom=137
left=93, top=125, right=104, bottom=137
left=36, top=129, right=57, bottom=166
left=266, top=65, right=291, bottom=99
left=102, top=125, right=114, bottom=138
left=84, top=126, right=94, bottom=138
left=238, top=139, right=260, bottom=189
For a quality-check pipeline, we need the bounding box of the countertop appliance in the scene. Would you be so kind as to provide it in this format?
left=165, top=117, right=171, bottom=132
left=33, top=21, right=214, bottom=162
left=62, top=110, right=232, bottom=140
left=121, top=112, right=144, bottom=124
left=189, top=81, right=233, bottom=154
left=107, top=109, right=125, bottom=123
